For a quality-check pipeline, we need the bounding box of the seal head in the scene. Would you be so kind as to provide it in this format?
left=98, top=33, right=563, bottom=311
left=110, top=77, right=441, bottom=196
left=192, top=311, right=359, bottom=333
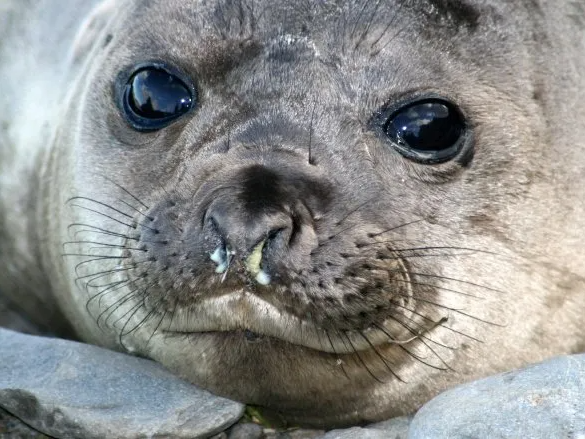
left=3, top=0, right=585, bottom=428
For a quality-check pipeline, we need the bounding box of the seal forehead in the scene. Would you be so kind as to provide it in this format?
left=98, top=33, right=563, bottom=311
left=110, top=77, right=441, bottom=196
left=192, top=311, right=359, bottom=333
left=129, top=0, right=491, bottom=49
left=266, top=34, right=319, bottom=62
left=112, top=1, right=512, bottom=116
left=116, top=0, right=518, bottom=98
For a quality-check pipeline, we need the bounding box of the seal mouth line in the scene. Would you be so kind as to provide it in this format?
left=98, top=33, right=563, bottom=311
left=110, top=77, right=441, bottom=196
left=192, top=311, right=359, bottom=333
left=161, top=320, right=442, bottom=354
left=160, top=296, right=447, bottom=355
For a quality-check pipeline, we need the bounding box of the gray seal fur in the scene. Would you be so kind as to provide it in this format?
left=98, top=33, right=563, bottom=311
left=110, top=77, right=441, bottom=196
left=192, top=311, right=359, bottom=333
left=1, top=0, right=585, bottom=428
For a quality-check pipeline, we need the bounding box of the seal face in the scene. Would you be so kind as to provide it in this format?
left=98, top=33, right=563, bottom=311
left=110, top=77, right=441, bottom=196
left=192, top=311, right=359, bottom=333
left=2, top=0, right=585, bottom=428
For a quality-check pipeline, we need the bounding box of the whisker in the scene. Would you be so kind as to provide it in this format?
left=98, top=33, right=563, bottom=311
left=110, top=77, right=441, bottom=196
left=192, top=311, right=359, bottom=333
left=63, top=253, right=127, bottom=260
left=388, top=316, right=453, bottom=371
left=69, top=203, right=158, bottom=233
left=75, top=267, right=137, bottom=292
left=323, top=329, right=351, bottom=380
left=325, top=196, right=383, bottom=242
left=366, top=219, right=425, bottom=239
left=372, top=315, right=448, bottom=346
left=121, top=300, right=161, bottom=338
left=393, top=292, right=502, bottom=326
left=75, top=266, right=138, bottom=282
left=404, top=271, right=504, bottom=295
left=98, top=175, right=150, bottom=210
left=384, top=331, right=448, bottom=371
left=383, top=252, right=483, bottom=261
left=68, top=196, right=134, bottom=220
left=165, top=301, right=180, bottom=333
left=349, top=0, right=370, bottom=43
left=353, top=0, right=384, bottom=53
left=86, top=279, right=127, bottom=291
left=395, top=314, right=458, bottom=350
left=85, top=271, right=132, bottom=289
left=341, top=331, right=384, bottom=384
left=83, top=274, right=131, bottom=294
left=73, top=258, right=150, bottom=277
left=97, top=289, right=140, bottom=330
left=63, top=240, right=145, bottom=251
left=95, top=280, right=137, bottom=311
left=117, top=302, right=148, bottom=348
left=372, top=21, right=408, bottom=56
left=68, top=223, right=135, bottom=240
left=119, top=199, right=154, bottom=221
left=70, top=204, right=138, bottom=230
left=364, top=244, right=498, bottom=258
left=369, top=0, right=404, bottom=53
left=86, top=280, right=130, bottom=318
left=394, top=279, right=486, bottom=300
left=356, top=330, right=403, bottom=382
left=392, top=302, right=484, bottom=344
left=102, top=281, right=156, bottom=330
left=146, top=308, right=167, bottom=347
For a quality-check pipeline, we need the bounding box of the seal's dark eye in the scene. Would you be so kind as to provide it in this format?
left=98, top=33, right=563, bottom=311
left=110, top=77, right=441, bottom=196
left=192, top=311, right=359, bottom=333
left=384, top=99, right=466, bottom=163
left=122, top=66, right=195, bottom=131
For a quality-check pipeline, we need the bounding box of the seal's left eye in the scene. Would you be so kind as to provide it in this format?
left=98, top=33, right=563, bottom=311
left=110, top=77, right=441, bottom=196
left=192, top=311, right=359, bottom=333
left=123, top=66, right=195, bottom=131
left=383, top=99, right=466, bottom=164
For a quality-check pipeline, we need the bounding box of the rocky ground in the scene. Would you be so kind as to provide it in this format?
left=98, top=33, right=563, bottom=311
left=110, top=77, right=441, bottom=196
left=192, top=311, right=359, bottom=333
left=1, top=304, right=584, bottom=439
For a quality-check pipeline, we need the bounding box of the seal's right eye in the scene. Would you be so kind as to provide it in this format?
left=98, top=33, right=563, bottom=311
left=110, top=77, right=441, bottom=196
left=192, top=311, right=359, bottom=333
left=122, top=65, right=196, bottom=131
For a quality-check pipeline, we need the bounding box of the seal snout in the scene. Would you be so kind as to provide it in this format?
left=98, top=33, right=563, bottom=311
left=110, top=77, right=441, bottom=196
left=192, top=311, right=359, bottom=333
left=207, top=202, right=290, bottom=285
left=204, top=163, right=329, bottom=284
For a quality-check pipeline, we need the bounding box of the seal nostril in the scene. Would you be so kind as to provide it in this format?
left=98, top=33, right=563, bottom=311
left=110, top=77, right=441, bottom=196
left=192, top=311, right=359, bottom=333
left=266, top=227, right=285, bottom=246
left=288, top=216, right=302, bottom=246
left=268, top=228, right=282, bottom=240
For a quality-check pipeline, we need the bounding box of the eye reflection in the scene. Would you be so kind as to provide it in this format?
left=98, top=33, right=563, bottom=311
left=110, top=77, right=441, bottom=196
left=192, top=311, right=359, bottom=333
left=122, top=64, right=196, bottom=131
left=128, top=69, right=193, bottom=119
left=384, top=99, right=465, bottom=163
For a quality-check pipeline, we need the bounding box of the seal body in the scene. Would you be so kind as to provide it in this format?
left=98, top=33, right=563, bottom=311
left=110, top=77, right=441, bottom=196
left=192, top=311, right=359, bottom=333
left=1, top=0, right=585, bottom=427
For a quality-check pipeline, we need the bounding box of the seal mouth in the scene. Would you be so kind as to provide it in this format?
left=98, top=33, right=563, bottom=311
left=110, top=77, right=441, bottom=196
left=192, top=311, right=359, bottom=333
left=160, top=290, right=440, bottom=354
left=146, top=241, right=434, bottom=354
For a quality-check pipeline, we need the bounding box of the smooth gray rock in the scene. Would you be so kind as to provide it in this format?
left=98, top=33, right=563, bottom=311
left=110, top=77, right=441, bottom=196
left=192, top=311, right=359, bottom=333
left=0, top=328, right=244, bottom=439
left=0, top=407, right=50, bottom=438
left=227, top=423, right=264, bottom=439
left=320, top=426, right=389, bottom=439
left=318, top=415, right=411, bottom=439
left=274, top=429, right=325, bottom=439
left=409, top=354, right=585, bottom=439
left=369, top=415, right=412, bottom=437
left=261, top=427, right=325, bottom=439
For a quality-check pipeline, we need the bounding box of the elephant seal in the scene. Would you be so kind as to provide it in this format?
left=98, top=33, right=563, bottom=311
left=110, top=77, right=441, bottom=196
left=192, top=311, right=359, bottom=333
left=1, top=0, right=585, bottom=428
